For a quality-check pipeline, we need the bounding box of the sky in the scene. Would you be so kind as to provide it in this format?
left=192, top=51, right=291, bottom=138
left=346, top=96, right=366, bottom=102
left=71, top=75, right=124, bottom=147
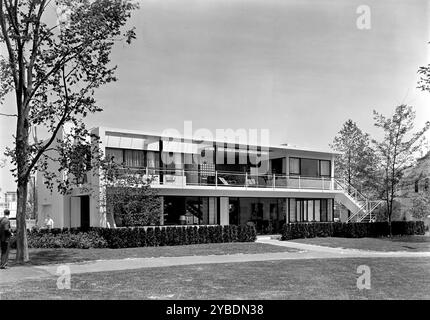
left=0, top=0, right=429, bottom=193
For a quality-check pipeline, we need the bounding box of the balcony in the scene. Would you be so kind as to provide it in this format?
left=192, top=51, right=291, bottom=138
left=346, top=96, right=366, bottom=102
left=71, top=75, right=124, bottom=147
left=108, top=167, right=340, bottom=191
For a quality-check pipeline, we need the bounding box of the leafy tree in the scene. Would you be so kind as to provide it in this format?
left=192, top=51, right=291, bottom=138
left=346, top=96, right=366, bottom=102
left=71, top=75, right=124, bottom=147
left=372, top=105, right=430, bottom=234
left=0, top=0, right=138, bottom=262
left=105, top=167, right=162, bottom=227
left=331, top=119, right=378, bottom=196
left=409, top=191, right=430, bottom=220
left=418, top=43, right=430, bottom=92
left=108, top=186, right=162, bottom=227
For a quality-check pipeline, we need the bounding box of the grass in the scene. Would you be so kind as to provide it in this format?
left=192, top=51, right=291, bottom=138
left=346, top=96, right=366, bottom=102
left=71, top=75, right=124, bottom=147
left=289, top=235, right=430, bottom=252
left=7, top=242, right=298, bottom=266
left=2, top=257, right=429, bottom=299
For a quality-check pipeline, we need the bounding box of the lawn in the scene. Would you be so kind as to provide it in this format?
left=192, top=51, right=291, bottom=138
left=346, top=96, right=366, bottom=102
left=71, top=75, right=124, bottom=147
left=2, top=257, right=429, bottom=299
left=290, top=235, right=430, bottom=252
left=7, top=242, right=297, bottom=266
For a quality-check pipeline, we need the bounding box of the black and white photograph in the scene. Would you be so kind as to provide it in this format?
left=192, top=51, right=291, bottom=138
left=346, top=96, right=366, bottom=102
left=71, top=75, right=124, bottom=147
left=0, top=0, right=429, bottom=309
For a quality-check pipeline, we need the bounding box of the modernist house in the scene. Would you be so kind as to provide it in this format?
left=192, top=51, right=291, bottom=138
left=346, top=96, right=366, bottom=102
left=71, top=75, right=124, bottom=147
left=37, top=126, right=381, bottom=233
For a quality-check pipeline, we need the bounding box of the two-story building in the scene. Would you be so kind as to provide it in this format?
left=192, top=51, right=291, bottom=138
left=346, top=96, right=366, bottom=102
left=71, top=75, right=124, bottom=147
left=37, top=126, right=379, bottom=233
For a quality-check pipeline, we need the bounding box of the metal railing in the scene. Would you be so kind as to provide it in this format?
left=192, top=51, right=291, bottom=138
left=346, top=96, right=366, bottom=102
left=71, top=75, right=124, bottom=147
left=108, top=167, right=336, bottom=190
left=333, top=178, right=383, bottom=223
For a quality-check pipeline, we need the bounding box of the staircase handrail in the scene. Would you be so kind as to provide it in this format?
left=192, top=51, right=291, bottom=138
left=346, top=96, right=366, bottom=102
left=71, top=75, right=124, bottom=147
left=334, top=178, right=367, bottom=204
left=334, top=178, right=383, bottom=223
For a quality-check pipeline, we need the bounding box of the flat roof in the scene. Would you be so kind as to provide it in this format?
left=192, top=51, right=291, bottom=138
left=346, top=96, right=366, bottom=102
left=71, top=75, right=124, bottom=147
left=93, top=126, right=340, bottom=155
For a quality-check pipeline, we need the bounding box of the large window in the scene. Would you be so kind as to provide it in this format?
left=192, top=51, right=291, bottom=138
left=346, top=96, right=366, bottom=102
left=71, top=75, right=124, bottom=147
left=230, top=197, right=286, bottom=234
left=320, top=199, right=328, bottom=222
left=320, top=160, right=331, bottom=177
left=289, top=158, right=300, bottom=175
left=106, top=148, right=160, bottom=169
left=106, top=148, right=124, bottom=164
left=163, top=196, right=210, bottom=225
left=124, top=150, right=145, bottom=168
left=287, top=198, right=332, bottom=223
left=289, top=157, right=331, bottom=177
left=301, top=158, right=318, bottom=177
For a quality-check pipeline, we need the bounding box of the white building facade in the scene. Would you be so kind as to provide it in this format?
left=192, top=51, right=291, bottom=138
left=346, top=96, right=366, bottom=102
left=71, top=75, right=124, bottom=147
left=37, top=127, right=378, bottom=233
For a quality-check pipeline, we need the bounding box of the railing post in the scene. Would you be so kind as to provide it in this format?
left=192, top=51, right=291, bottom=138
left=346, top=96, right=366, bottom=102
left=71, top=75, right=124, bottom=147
left=245, top=171, right=248, bottom=189
left=182, top=169, right=185, bottom=187
left=215, top=170, right=218, bottom=189
left=273, top=173, right=275, bottom=189
left=322, top=177, right=324, bottom=190
left=298, top=176, right=301, bottom=189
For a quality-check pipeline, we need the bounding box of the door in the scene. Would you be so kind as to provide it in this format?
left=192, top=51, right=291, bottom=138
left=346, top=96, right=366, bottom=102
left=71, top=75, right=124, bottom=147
left=80, top=195, right=90, bottom=230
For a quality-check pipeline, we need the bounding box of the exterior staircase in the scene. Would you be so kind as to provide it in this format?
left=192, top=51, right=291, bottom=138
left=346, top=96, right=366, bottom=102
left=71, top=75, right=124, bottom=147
left=334, top=178, right=383, bottom=223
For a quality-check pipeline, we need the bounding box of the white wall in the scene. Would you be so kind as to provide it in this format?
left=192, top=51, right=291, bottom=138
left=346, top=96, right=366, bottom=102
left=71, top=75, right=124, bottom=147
left=219, top=197, right=229, bottom=225
left=70, top=196, right=81, bottom=227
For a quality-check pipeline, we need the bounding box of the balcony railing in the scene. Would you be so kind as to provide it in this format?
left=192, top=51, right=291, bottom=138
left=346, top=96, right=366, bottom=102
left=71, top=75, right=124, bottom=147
left=108, top=167, right=337, bottom=190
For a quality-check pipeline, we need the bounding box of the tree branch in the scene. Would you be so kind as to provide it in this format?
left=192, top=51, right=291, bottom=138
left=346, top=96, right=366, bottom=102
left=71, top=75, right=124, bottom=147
left=0, top=0, right=18, bottom=87
left=0, top=112, right=17, bottom=117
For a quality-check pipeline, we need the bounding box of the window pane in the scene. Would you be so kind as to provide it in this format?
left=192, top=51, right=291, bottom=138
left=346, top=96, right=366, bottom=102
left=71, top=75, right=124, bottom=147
left=124, top=150, right=144, bottom=167
left=105, top=148, right=123, bottom=164
left=289, top=158, right=300, bottom=175
left=289, top=199, right=296, bottom=222
left=307, top=200, right=313, bottom=221
left=301, top=158, right=318, bottom=177
left=320, top=160, right=330, bottom=177
left=321, top=199, right=327, bottom=222
left=327, top=199, right=333, bottom=221
left=314, top=200, right=320, bottom=221
left=296, top=200, right=302, bottom=222
left=146, top=151, right=159, bottom=168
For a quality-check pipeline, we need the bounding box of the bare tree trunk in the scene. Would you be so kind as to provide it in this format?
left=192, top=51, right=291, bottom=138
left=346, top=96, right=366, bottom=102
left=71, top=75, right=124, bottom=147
left=16, top=183, right=29, bottom=262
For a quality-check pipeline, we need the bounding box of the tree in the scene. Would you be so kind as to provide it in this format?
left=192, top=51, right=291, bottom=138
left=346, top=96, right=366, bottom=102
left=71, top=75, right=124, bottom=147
left=418, top=44, right=430, bottom=93
left=409, top=191, right=430, bottom=221
left=331, top=119, right=378, bottom=196
left=372, top=105, right=430, bottom=234
left=105, top=165, right=162, bottom=227
left=0, top=0, right=138, bottom=262
left=108, top=186, right=162, bottom=227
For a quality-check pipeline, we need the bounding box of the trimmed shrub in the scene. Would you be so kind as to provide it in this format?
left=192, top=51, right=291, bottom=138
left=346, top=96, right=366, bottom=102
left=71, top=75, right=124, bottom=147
left=14, top=224, right=257, bottom=249
left=146, top=227, right=155, bottom=246
left=198, top=226, right=208, bottom=244
left=281, top=221, right=425, bottom=241
left=18, top=230, right=108, bottom=249
left=139, top=228, right=147, bottom=247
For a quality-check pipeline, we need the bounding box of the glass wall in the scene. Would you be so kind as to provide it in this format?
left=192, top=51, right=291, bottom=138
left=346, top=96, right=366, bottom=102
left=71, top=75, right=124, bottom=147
left=229, top=197, right=286, bottom=234
left=163, top=196, right=217, bottom=225
left=287, top=198, right=333, bottom=223
left=105, top=148, right=160, bottom=169
left=289, top=157, right=331, bottom=177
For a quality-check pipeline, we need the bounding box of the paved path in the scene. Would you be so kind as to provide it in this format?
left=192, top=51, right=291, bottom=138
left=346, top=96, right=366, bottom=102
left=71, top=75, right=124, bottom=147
left=1, top=239, right=430, bottom=285
left=257, top=237, right=430, bottom=256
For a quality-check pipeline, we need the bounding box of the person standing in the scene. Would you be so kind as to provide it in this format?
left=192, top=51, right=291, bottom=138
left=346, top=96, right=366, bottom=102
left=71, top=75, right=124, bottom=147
left=0, top=209, right=12, bottom=269
left=44, top=214, right=54, bottom=230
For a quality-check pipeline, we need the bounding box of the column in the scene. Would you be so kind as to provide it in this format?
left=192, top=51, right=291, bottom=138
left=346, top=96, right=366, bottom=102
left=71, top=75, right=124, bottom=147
left=219, top=197, right=229, bottom=226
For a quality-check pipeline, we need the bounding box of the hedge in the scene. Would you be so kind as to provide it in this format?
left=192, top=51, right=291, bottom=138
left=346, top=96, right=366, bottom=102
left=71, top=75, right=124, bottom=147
left=281, top=221, right=426, bottom=240
left=10, top=225, right=257, bottom=249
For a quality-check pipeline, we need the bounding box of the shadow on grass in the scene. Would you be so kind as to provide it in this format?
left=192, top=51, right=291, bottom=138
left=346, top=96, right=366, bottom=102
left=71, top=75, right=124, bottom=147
left=8, top=249, right=85, bottom=266
left=388, top=235, right=430, bottom=243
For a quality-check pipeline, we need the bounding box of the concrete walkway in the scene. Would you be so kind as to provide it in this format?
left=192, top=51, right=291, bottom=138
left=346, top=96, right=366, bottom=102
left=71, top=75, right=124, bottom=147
left=257, top=237, right=430, bottom=257
left=1, top=239, right=430, bottom=285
